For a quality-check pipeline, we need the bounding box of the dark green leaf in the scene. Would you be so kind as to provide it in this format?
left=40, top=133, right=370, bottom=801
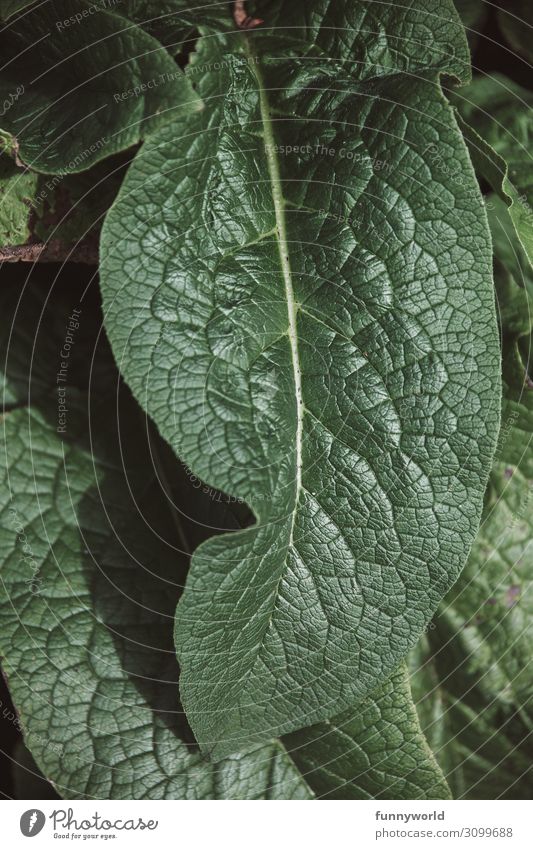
left=0, top=0, right=200, bottom=173
left=100, top=2, right=500, bottom=757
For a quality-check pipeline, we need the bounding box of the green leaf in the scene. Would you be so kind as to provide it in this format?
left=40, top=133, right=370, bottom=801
left=100, top=2, right=500, bottom=758
left=0, top=270, right=449, bottom=800
left=0, top=0, right=200, bottom=173
left=453, top=74, right=533, bottom=266
left=499, top=1, right=533, bottom=64
left=285, top=665, right=451, bottom=800
left=0, top=145, right=126, bottom=251
left=0, top=141, right=37, bottom=244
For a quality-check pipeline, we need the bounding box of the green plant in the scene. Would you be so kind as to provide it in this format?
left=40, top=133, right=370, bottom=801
left=0, top=0, right=531, bottom=800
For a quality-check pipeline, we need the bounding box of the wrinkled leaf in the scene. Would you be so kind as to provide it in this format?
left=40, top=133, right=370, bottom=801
left=101, top=2, right=500, bottom=757
left=0, top=271, right=311, bottom=800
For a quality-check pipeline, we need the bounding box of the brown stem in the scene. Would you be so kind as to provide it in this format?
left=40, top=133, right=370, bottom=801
left=0, top=239, right=98, bottom=265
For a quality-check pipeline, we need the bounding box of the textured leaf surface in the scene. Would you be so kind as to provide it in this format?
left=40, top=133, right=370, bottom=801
left=285, top=665, right=450, bottom=800
left=453, top=74, right=533, bottom=266
left=101, top=1, right=500, bottom=756
left=0, top=0, right=200, bottom=173
left=0, top=270, right=449, bottom=800
left=411, top=196, right=533, bottom=799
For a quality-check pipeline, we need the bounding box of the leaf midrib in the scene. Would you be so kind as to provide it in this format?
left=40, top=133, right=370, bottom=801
left=248, top=40, right=304, bottom=538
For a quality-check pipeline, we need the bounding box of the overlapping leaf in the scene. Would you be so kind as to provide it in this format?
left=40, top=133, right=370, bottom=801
left=100, top=1, right=500, bottom=756
left=0, top=269, right=449, bottom=800
left=0, top=0, right=200, bottom=173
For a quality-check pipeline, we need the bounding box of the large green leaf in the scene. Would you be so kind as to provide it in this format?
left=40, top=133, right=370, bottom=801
left=0, top=0, right=200, bottom=173
left=453, top=74, right=533, bottom=266
left=0, top=270, right=449, bottom=800
left=410, top=194, right=533, bottom=799
left=100, top=1, right=500, bottom=757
